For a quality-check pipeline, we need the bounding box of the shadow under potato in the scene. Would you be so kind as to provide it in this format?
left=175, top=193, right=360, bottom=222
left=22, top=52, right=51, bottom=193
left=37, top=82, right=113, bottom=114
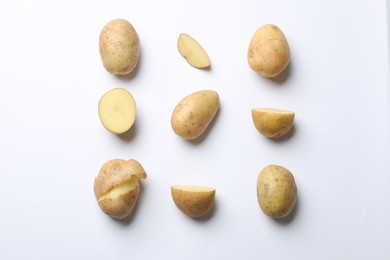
left=273, top=197, right=299, bottom=225
left=256, top=61, right=292, bottom=86
left=114, top=52, right=142, bottom=82
left=267, top=124, right=296, bottom=144
left=112, top=183, right=147, bottom=226
left=117, top=121, right=138, bottom=142
left=192, top=199, right=218, bottom=223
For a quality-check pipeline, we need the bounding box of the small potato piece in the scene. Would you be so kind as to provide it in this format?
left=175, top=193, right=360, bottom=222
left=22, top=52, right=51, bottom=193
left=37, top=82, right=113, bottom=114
left=98, top=88, right=136, bottom=135
left=177, top=33, right=210, bottom=68
left=94, top=159, right=147, bottom=219
left=171, top=90, right=219, bottom=140
left=257, top=165, right=297, bottom=218
left=99, top=18, right=140, bottom=75
left=251, top=108, right=294, bottom=138
left=248, top=24, right=290, bottom=78
left=171, top=185, right=215, bottom=218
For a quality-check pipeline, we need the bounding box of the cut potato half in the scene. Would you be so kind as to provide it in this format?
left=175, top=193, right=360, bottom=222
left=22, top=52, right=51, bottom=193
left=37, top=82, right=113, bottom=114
left=251, top=108, right=294, bottom=138
left=171, top=185, right=215, bottom=218
left=177, top=33, right=210, bottom=68
left=98, top=88, right=136, bottom=134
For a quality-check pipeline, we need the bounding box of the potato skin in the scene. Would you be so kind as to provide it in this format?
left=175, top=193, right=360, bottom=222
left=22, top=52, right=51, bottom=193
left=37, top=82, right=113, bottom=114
left=251, top=108, right=295, bottom=138
left=248, top=24, right=290, bottom=78
left=94, top=159, right=146, bottom=219
left=257, top=165, right=297, bottom=218
left=99, top=18, right=140, bottom=75
left=98, top=184, right=140, bottom=219
left=171, top=186, right=215, bottom=218
left=94, top=159, right=145, bottom=198
left=171, top=90, right=219, bottom=140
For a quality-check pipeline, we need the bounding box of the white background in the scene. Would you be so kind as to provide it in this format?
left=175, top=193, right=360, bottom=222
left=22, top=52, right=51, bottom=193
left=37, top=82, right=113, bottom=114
left=1, top=0, right=390, bottom=259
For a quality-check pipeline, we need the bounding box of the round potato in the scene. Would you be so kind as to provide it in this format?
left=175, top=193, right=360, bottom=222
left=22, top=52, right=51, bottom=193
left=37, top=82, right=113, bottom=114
left=99, top=18, right=140, bottom=75
left=171, top=185, right=215, bottom=218
left=94, top=159, right=147, bottom=219
left=257, top=164, right=297, bottom=218
left=171, top=90, right=219, bottom=140
left=247, top=24, right=290, bottom=78
left=98, top=88, right=136, bottom=135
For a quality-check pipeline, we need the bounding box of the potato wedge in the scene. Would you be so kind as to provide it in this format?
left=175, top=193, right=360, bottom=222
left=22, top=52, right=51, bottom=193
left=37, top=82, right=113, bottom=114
left=177, top=33, right=210, bottom=68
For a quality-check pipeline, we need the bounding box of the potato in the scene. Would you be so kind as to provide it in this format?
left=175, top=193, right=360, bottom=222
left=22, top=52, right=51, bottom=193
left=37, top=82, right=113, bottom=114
left=171, top=90, right=219, bottom=140
left=171, top=185, right=215, bottom=218
left=251, top=108, right=294, bottom=138
left=99, top=18, right=140, bottom=75
left=257, top=165, right=297, bottom=218
left=98, top=88, right=136, bottom=135
left=247, top=24, right=290, bottom=78
left=177, top=33, right=210, bottom=68
left=94, top=159, right=147, bottom=219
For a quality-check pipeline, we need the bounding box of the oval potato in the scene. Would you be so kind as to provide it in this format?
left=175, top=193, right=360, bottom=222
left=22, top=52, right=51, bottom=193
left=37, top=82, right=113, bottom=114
left=99, top=18, right=140, bottom=75
left=171, top=90, right=219, bottom=140
left=248, top=24, right=290, bottom=78
left=257, top=164, right=297, bottom=218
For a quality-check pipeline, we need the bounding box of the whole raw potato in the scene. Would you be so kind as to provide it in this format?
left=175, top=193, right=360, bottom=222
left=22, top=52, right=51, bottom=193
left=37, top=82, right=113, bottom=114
left=257, top=164, right=297, bottom=218
left=99, top=18, right=140, bottom=75
left=171, top=90, right=219, bottom=140
left=248, top=24, right=290, bottom=78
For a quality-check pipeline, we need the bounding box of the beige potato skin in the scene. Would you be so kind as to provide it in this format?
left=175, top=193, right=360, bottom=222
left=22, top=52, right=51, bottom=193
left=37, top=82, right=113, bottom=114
left=99, top=18, right=140, bottom=75
left=251, top=108, right=294, bottom=138
left=97, top=185, right=140, bottom=220
left=248, top=24, right=290, bottom=78
left=171, top=186, right=215, bottom=218
left=257, top=165, right=297, bottom=218
left=171, top=90, right=219, bottom=140
left=94, top=159, right=147, bottom=219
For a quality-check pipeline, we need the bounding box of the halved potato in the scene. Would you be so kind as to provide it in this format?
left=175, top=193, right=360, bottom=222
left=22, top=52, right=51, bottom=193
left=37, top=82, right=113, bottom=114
left=177, top=33, right=210, bottom=68
left=171, top=185, right=215, bottom=218
left=94, top=159, right=147, bottom=219
left=98, top=88, right=136, bottom=134
left=251, top=108, right=294, bottom=138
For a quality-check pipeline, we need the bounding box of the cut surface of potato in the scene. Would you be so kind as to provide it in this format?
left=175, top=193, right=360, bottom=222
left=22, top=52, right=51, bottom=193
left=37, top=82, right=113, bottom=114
left=177, top=33, right=210, bottom=68
left=171, top=185, right=215, bottom=218
left=98, top=88, right=136, bottom=135
left=251, top=108, right=294, bottom=138
left=94, top=159, right=147, bottom=219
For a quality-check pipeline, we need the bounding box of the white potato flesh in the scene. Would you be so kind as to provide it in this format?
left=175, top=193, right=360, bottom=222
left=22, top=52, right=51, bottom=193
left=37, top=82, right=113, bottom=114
left=177, top=33, right=210, bottom=68
left=98, top=88, right=136, bottom=134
